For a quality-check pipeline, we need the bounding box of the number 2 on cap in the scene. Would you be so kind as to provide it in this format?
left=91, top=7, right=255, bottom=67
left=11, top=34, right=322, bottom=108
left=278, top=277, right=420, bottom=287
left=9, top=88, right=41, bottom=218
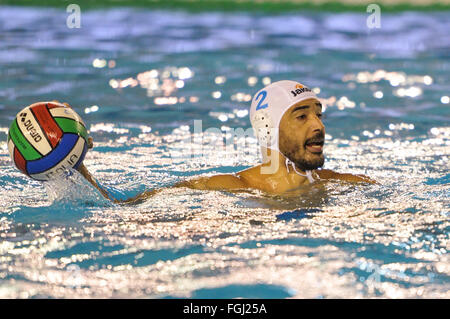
left=255, top=90, right=268, bottom=110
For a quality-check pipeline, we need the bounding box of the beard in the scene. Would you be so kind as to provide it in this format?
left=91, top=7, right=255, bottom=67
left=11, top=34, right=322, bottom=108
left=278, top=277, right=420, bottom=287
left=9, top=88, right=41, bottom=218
left=281, top=135, right=325, bottom=171
left=290, top=152, right=324, bottom=171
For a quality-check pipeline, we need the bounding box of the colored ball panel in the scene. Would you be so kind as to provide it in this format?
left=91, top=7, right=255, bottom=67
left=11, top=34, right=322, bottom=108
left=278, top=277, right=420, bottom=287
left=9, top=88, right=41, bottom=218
left=29, top=136, right=87, bottom=181
left=73, top=141, right=88, bottom=170
left=54, top=117, right=88, bottom=142
left=17, top=107, right=52, bottom=155
left=30, top=103, right=63, bottom=148
left=8, top=119, right=42, bottom=161
left=14, top=147, right=27, bottom=175
left=49, top=106, right=86, bottom=127
left=26, top=133, right=80, bottom=175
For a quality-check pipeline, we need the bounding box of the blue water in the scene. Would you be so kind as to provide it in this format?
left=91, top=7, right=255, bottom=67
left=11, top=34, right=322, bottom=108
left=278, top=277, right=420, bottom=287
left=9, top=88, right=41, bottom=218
left=0, top=6, right=449, bottom=298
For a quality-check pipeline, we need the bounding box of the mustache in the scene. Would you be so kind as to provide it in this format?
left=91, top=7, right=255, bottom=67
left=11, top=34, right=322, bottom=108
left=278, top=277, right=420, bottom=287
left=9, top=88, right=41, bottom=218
left=304, top=131, right=325, bottom=145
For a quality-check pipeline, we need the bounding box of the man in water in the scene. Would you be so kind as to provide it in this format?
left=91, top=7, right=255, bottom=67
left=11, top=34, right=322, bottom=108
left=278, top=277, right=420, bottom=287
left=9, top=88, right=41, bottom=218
left=77, top=80, right=376, bottom=203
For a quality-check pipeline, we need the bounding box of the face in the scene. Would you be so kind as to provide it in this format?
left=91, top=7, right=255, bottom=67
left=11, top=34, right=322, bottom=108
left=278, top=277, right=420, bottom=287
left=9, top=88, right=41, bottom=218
left=278, top=98, right=325, bottom=171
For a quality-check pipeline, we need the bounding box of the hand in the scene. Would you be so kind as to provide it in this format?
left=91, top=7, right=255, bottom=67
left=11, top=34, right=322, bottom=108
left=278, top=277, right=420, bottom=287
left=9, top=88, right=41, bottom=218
left=87, top=136, right=93, bottom=149
left=52, top=100, right=72, bottom=109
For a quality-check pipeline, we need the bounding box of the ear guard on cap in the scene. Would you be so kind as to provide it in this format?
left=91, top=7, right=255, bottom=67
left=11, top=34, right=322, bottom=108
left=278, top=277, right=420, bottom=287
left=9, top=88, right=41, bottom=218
left=251, top=109, right=277, bottom=149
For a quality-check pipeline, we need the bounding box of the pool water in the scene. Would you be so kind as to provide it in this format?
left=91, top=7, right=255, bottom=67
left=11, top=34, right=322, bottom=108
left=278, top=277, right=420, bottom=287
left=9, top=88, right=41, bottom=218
left=0, top=6, right=449, bottom=298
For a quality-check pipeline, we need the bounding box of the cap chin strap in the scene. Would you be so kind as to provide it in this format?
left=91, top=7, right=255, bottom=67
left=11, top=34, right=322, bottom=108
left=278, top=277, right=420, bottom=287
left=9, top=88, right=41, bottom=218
left=285, top=158, right=317, bottom=183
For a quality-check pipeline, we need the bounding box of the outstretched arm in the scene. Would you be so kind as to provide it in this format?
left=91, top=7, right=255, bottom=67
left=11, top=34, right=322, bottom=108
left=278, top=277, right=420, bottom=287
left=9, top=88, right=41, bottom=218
left=114, top=174, right=247, bottom=205
left=76, top=163, right=118, bottom=202
left=72, top=121, right=246, bottom=203
left=317, top=169, right=378, bottom=184
left=77, top=165, right=248, bottom=204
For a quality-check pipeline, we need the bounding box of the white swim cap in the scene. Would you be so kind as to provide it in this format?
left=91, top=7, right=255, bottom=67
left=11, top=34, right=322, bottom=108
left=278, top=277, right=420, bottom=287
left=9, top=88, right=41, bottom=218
left=250, top=80, right=317, bottom=153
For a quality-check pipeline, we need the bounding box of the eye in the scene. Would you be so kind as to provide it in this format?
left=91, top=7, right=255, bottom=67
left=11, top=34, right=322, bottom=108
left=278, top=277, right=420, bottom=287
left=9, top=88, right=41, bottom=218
left=297, top=114, right=306, bottom=120
left=317, top=113, right=323, bottom=119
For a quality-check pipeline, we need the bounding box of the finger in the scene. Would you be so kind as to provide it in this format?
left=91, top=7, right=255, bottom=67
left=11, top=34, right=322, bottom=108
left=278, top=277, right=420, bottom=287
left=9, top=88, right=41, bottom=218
left=88, top=137, right=93, bottom=149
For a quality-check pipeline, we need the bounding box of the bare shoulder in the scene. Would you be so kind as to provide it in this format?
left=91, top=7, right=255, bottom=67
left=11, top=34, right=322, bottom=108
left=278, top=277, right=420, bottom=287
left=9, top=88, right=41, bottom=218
left=185, top=165, right=267, bottom=191
left=179, top=173, right=247, bottom=191
left=235, top=165, right=279, bottom=192
left=236, top=165, right=265, bottom=184
left=206, top=174, right=247, bottom=190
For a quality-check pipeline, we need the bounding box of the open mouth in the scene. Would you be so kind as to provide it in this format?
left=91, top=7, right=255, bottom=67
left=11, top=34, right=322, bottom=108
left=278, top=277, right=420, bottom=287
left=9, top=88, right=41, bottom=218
left=305, top=139, right=324, bottom=153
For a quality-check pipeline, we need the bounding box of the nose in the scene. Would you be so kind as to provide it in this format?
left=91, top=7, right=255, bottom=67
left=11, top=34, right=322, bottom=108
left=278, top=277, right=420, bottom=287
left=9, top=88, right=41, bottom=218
left=309, top=114, right=325, bottom=134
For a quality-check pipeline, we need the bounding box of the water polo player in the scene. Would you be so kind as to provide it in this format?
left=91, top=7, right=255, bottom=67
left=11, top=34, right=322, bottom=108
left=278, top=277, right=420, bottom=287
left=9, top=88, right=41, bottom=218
left=77, top=80, right=377, bottom=203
